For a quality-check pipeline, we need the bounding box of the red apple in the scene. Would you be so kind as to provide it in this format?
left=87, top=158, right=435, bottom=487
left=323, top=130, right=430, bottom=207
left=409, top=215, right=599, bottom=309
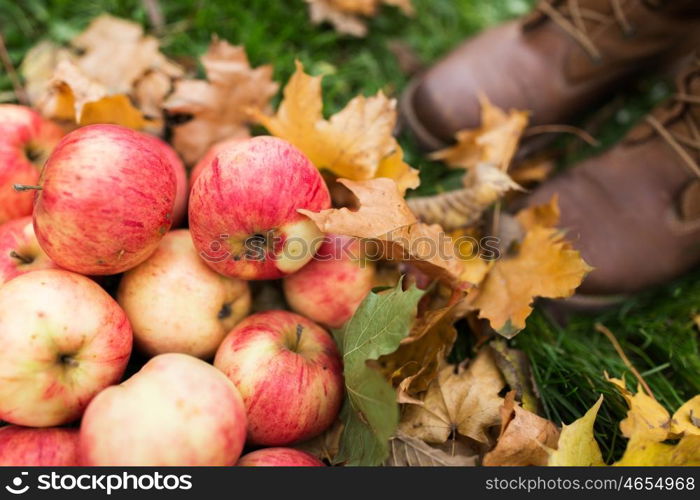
left=284, top=235, right=375, bottom=328
left=0, top=216, right=59, bottom=286
left=237, top=448, right=324, bottom=467
left=0, top=269, right=132, bottom=427
left=189, top=136, right=331, bottom=280
left=0, top=426, right=80, bottom=466
left=190, top=137, right=245, bottom=189
left=214, top=310, right=343, bottom=446
left=32, top=124, right=176, bottom=275
left=0, top=104, right=63, bottom=224
left=118, top=229, right=251, bottom=359
left=79, top=353, right=247, bottom=466
left=141, top=133, right=188, bottom=227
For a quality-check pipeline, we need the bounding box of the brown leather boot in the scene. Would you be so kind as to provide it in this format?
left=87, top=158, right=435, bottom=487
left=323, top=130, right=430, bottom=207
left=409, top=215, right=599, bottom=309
left=524, top=56, right=700, bottom=297
left=401, top=0, right=700, bottom=150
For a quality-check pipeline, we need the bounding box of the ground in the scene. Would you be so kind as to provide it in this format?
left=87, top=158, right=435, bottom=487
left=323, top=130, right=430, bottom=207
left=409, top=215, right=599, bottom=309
left=1, top=0, right=698, bottom=459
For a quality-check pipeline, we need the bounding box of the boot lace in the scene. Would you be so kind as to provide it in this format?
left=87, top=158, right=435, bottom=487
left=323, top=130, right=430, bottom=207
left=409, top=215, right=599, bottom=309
left=537, top=0, right=636, bottom=62
left=645, top=56, right=700, bottom=179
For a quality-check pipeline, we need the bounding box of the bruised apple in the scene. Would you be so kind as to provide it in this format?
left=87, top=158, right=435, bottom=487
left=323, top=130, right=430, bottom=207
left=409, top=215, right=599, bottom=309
left=79, top=353, right=247, bottom=466
left=0, top=426, right=80, bottom=466
left=284, top=235, right=375, bottom=328
left=118, top=229, right=251, bottom=359
left=214, top=310, right=343, bottom=445
left=0, top=104, right=63, bottom=224
left=0, top=270, right=132, bottom=426
left=32, top=124, right=176, bottom=275
left=0, top=216, right=58, bottom=286
left=189, top=136, right=330, bottom=280
left=237, top=448, right=324, bottom=467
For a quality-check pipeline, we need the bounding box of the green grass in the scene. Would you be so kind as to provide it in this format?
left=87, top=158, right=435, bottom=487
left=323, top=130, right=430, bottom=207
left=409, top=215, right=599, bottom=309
left=1, top=0, right=698, bottom=459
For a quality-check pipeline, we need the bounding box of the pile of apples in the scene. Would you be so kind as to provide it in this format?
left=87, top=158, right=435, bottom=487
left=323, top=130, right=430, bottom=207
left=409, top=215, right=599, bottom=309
left=0, top=104, right=376, bottom=466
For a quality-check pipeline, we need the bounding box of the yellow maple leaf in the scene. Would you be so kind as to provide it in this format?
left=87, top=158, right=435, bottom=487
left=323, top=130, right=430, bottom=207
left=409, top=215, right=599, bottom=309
left=163, top=38, right=276, bottom=164
left=548, top=396, right=605, bottom=466
left=606, top=377, right=700, bottom=466
left=467, top=223, right=592, bottom=337
left=606, top=375, right=672, bottom=442
left=672, top=395, right=700, bottom=436
left=614, top=435, right=700, bottom=466
left=253, top=61, right=419, bottom=194
left=399, top=349, right=506, bottom=445
left=430, top=94, right=529, bottom=172
left=299, top=178, right=464, bottom=285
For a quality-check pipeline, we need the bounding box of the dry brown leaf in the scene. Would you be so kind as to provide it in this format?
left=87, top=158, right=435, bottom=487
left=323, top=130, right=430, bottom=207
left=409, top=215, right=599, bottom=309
left=407, top=163, right=521, bottom=231
left=163, top=38, right=275, bottom=164
left=466, top=199, right=592, bottom=337
left=398, top=349, right=505, bottom=445
left=305, top=0, right=413, bottom=37
left=19, top=41, right=75, bottom=104
left=24, top=15, right=181, bottom=130
left=71, top=14, right=182, bottom=94
left=386, top=432, right=477, bottom=467
left=37, top=60, right=155, bottom=129
left=299, top=178, right=464, bottom=286
left=133, top=70, right=174, bottom=119
left=295, top=419, right=343, bottom=463
left=482, top=391, right=560, bottom=466
left=253, top=61, right=418, bottom=194
left=430, top=94, right=529, bottom=172
left=379, top=302, right=459, bottom=396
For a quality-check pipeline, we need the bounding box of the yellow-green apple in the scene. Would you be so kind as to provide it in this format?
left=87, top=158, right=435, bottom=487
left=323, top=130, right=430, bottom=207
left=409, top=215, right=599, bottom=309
left=0, top=269, right=132, bottom=427
left=0, top=426, right=80, bottom=466
left=32, top=124, right=176, bottom=275
left=214, top=310, right=343, bottom=445
left=141, top=133, right=188, bottom=227
left=118, top=229, right=251, bottom=359
left=189, top=136, right=330, bottom=280
left=0, top=216, right=59, bottom=286
left=237, top=448, right=324, bottom=467
left=79, top=353, right=247, bottom=466
left=0, top=104, right=63, bottom=224
left=283, top=235, right=375, bottom=328
left=189, top=137, right=245, bottom=189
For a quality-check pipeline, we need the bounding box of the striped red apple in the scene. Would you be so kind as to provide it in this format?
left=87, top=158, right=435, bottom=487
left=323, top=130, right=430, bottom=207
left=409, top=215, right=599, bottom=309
left=189, top=136, right=330, bottom=280
left=31, top=124, right=177, bottom=275
left=0, top=104, right=63, bottom=224
left=214, top=310, right=343, bottom=446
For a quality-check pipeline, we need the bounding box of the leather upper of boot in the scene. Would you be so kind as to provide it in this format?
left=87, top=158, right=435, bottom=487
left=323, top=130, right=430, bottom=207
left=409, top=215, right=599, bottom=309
left=526, top=58, right=700, bottom=295
left=409, top=0, right=700, bottom=148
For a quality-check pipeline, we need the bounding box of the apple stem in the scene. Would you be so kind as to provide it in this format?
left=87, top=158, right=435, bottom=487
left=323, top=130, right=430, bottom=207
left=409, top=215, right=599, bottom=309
left=9, top=250, right=32, bottom=264
left=13, top=184, right=42, bottom=192
left=295, top=324, right=304, bottom=351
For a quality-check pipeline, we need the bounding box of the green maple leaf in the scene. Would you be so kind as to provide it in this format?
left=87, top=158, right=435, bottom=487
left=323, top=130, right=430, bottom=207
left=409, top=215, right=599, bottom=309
left=332, top=280, right=424, bottom=466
